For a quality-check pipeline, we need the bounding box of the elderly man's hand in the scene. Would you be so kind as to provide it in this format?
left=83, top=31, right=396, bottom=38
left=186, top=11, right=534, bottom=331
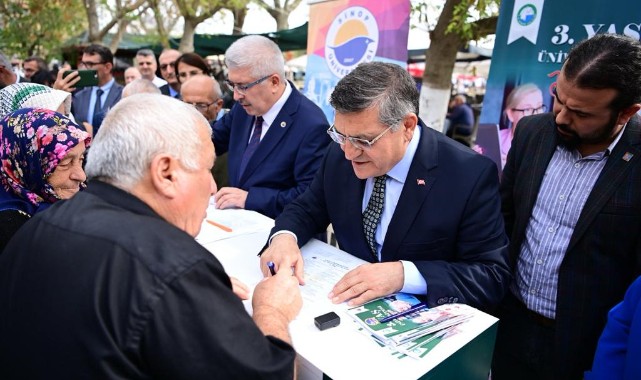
left=214, top=187, right=248, bottom=210
left=328, top=262, right=404, bottom=306
left=259, top=234, right=305, bottom=285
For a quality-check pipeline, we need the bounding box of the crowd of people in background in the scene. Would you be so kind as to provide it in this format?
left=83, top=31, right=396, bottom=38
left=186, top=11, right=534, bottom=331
left=0, top=32, right=640, bottom=380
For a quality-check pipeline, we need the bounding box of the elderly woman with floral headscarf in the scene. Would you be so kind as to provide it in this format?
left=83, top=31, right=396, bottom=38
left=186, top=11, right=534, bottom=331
left=0, top=108, right=90, bottom=252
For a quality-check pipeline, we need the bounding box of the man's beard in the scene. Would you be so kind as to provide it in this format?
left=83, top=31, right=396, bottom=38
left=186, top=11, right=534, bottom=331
left=555, top=112, right=620, bottom=151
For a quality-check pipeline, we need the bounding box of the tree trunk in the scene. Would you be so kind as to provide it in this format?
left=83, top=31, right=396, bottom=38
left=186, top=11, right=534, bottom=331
left=109, top=19, right=130, bottom=53
left=275, top=12, right=288, bottom=31
left=84, top=0, right=101, bottom=43
left=179, top=18, right=197, bottom=53
left=150, top=0, right=171, bottom=48
left=419, top=0, right=465, bottom=133
left=232, top=7, right=247, bottom=34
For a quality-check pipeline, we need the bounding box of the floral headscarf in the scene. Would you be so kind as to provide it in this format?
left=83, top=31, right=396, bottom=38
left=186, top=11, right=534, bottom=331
left=0, top=108, right=91, bottom=215
left=0, top=83, right=72, bottom=119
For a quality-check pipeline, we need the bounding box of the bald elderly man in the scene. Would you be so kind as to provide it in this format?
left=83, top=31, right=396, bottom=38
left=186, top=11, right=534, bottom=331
left=180, top=75, right=224, bottom=122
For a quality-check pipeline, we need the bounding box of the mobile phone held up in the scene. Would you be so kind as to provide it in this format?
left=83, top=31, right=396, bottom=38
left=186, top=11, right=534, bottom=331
left=62, top=69, right=98, bottom=87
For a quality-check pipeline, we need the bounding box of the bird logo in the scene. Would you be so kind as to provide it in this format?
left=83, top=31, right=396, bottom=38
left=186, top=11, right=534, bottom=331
left=325, top=6, right=379, bottom=78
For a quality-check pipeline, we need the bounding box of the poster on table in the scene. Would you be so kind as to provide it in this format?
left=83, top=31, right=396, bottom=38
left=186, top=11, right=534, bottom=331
left=478, top=0, right=641, bottom=169
left=304, top=0, right=410, bottom=122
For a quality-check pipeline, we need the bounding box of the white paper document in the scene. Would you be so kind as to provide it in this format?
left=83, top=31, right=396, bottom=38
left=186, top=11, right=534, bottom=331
left=195, top=205, right=274, bottom=244
left=299, top=239, right=367, bottom=306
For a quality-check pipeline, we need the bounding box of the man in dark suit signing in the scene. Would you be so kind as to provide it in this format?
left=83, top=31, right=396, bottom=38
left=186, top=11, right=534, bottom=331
left=71, top=44, right=123, bottom=134
left=493, top=34, right=641, bottom=380
left=260, top=62, right=510, bottom=311
left=213, top=35, right=330, bottom=219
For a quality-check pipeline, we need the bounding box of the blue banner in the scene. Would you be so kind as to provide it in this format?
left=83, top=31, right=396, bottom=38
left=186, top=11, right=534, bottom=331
left=479, top=0, right=641, bottom=168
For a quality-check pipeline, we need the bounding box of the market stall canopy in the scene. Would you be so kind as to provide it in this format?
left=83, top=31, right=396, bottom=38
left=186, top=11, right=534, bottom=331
left=64, top=22, right=309, bottom=58
left=170, top=22, right=309, bottom=56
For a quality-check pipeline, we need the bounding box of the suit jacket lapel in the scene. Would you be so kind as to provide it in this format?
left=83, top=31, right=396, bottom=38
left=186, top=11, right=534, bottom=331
left=238, top=86, right=300, bottom=184
left=232, top=115, right=255, bottom=184
left=382, top=124, right=437, bottom=260
left=73, top=88, right=91, bottom=123
left=344, top=170, right=370, bottom=258
left=104, top=84, right=121, bottom=110
left=567, top=115, right=641, bottom=252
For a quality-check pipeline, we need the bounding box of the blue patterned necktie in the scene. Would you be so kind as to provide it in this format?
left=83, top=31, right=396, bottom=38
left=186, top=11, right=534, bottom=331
left=92, top=88, right=104, bottom=126
left=363, top=175, right=387, bottom=260
left=239, top=116, right=264, bottom=177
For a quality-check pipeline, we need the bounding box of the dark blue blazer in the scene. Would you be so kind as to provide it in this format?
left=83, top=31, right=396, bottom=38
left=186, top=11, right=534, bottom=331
left=273, top=121, right=511, bottom=310
left=72, top=82, right=123, bottom=126
left=213, top=83, right=330, bottom=218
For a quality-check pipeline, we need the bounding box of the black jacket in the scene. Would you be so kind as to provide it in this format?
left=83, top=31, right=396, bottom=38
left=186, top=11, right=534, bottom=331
left=0, top=180, right=294, bottom=379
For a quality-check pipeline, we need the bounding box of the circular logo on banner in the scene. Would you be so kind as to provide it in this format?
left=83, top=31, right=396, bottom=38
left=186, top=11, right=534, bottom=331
left=516, top=4, right=537, bottom=26
left=325, top=6, right=379, bottom=78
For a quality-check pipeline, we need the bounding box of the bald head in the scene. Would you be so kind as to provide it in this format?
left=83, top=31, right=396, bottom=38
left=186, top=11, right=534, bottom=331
left=180, top=75, right=223, bottom=122
left=122, top=78, right=161, bottom=98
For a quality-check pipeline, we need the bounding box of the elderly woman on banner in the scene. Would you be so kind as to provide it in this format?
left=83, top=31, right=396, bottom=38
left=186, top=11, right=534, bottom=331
left=0, top=108, right=90, bottom=252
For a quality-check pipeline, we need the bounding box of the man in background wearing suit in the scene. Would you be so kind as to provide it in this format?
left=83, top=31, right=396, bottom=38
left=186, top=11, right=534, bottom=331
left=72, top=44, right=123, bottom=134
left=493, top=34, right=641, bottom=380
left=213, top=35, right=330, bottom=219
left=135, top=49, right=167, bottom=88
left=158, top=49, right=181, bottom=99
left=261, top=62, right=510, bottom=311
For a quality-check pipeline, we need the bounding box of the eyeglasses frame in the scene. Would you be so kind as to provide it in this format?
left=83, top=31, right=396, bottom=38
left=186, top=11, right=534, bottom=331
left=326, top=125, right=393, bottom=150
left=225, top=74, right=272, bottom=94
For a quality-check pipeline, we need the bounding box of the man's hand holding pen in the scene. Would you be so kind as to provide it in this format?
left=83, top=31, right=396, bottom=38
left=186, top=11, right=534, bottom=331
left=260, top=234, right=306, bottom=285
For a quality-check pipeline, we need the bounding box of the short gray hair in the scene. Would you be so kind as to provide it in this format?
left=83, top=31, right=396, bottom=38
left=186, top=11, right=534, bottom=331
left=136, top=48, right=156, bottom=59
left=85, top=93, right=211, bottom=190
left=122, top=78, right=161, bottom=98
left=330, top=62, right=419, bottom=130
left=225, top=35, right=285, bottom=81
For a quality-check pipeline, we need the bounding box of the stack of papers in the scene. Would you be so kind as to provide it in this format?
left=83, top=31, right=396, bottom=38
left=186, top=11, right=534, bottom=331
left=347, top=294, right=474, bottom=359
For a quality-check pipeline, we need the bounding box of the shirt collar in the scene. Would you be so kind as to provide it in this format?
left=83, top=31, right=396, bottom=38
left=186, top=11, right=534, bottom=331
left=97, top=78, right=115, bottom=92
left=607, top=122, right=626, bottom=154
left=261, top=80, right=291, bottom=126
left=386, top=125, right=421, bottom=184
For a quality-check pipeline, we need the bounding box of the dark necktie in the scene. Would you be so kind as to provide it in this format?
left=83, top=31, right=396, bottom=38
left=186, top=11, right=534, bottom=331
left=363, top=175, right=387, bottom=260
left=93, top=88, right=104, bottom=126
left=239, top=116, right=264, bottom=177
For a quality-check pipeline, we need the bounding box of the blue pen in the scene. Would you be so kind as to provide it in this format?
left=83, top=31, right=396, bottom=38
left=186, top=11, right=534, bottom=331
left=378, top=303, right=429, bottom=323
left=266, top=261, right=277, bottom=276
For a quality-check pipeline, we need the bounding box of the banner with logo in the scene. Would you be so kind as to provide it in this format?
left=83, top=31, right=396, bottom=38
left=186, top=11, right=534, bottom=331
left=304, top=0, right=410, bottom=122
left=478, top=0, right=640, bottom=168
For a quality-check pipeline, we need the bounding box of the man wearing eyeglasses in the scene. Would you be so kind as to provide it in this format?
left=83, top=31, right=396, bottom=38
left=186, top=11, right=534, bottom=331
left=212, top=35, right=330, bottom=219
left=158, top=49, right=181, bottom=99
left=71, top=44, right=123, bottom=131
left=260, top=61, right=510, bottom=313
left=182, top=75, right=228, bottom=187
left=181, top=75, right=224, bottom=123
